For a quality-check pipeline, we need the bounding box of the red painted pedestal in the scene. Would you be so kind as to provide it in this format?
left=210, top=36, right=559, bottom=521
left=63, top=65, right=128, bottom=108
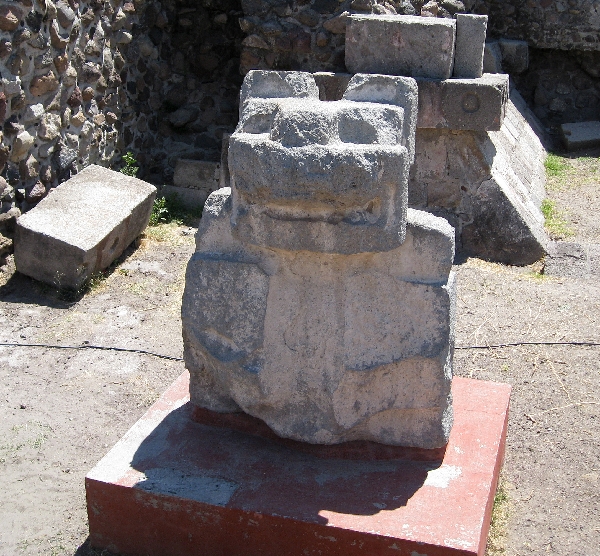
left=86, top=373, right=510, bottom=556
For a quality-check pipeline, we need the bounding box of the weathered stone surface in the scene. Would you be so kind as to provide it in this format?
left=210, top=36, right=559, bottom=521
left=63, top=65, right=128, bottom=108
left=498, top=39, right=529, bottom=74
left=172, top=159, right=220, bottom=205
left=483, top=40, right=503, bottom=74
left=30, top=73, right=60, bottom=96
left=417, top=73, right=509, bottom=131
left=346, top=14, right=456, bottom=79
left=410, top=89, right=548, bottom=265
left=183, top=70, right=454, bottom=449
left=313, top=72, right=352, bottom=101
left=0, top=5, right=22, bottom=32
left=343, top=73, right=418, bottom=161
left=14, top=165, right=156, bottom=289
left=38, top=113, right=62, bottom=140
left=239, top=70, right=319, bottom=112
left=183, top=190, right=455, bottom=448
left=560, top=121, right=600, bottom=151
left=453, top=14, right=487, bottom=79
left=11, top=130, right=35, bottom=162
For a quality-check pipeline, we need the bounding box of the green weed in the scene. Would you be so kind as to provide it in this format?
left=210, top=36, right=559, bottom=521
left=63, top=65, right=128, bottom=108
left=486, top=479, right=510, bottom=555
left=120, top=151, right=139, bottom=177
left=544, top=153, right=569, bottom=178
left=148, top=194, right=203, bottom=227
left=541, top=199, right=573, bottom=239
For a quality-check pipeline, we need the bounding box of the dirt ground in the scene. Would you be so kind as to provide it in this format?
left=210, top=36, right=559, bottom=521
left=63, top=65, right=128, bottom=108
left=0, top=151, right=599, bottom=556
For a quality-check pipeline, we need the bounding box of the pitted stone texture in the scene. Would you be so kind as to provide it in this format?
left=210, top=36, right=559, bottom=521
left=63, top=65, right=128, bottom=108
left=343, top=73, right=418, bottom=161
left=410, top=89, right=548, bottom=265
left=182, top=189, right=455, bottom=449
left=14, top=165, right=156, bottom=289
left=346, top=15, right=456, bottom=79
left=453, top=14, right=488, bottom=79
left=238, top=70, right=319, bottom=116
left=417, top=73, right=508, bottom=131
left=232, top=73, right=418, bottom=248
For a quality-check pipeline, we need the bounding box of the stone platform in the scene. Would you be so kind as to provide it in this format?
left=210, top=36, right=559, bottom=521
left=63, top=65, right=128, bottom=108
left=86, top=373, right=511, bottom=556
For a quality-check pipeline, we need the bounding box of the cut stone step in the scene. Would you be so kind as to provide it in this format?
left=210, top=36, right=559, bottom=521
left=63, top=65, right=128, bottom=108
left=14, top=165, right=156, bottom=290
left=560, top=121, right=600, bottom=151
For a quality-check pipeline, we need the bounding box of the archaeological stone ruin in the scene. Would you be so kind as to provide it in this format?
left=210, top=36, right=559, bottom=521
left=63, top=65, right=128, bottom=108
left=182, top=70, right=455, bottom=448
left=1, top=0, right=600, bottom=272
left=179, top=11, right=549, bottom=449
left=14, top=165, right=156, bottom=289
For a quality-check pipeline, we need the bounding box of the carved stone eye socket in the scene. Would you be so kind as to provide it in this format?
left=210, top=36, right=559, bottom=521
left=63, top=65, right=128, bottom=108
left=461, top=92, right=481, bottom=114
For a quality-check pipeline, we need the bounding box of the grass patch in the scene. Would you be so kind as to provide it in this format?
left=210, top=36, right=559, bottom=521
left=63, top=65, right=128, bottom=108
left=541, top=199, right=573, bottom=239
left=545, top=152, right=600, bottom=191
left=544, top=153, right=570, bottom=178
left=486, top=478, right=510, bottom=555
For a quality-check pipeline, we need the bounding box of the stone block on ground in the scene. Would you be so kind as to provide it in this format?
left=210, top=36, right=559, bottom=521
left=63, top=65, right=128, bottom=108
left=453, top=14, right=488, bottom=79
left=417, top=73, right=509, bottom=131
left=346, top=14, right=456, bottom=79
left=14, top=165, right=156, bottom=289
left=560, top=121, right=600, bottom=151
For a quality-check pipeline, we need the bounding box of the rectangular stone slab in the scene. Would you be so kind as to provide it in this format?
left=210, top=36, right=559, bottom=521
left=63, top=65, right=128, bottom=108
left=14, top=165, right=156, bottom=289
left=453, top=14, right=488, bottom=79
left=417, top=74, right=509, bottom=131
left=86, top=372, right=511, bottom=556
left=346, top=14, right=456, bottom=79
left=561, top=121, right=600, bottom=151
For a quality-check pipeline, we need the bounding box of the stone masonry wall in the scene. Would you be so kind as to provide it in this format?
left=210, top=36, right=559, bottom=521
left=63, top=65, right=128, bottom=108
left=125, top=0, right=244, bottom=184
left=472, top=0, right=600, bottom=51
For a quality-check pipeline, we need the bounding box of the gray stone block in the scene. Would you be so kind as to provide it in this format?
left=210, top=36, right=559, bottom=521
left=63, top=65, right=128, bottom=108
left=183, top=189, right=455, bottom=448
left=14, top=165, right=156, bottom=289
left=346, top=14, right=456, bottom=79
left=410, top=87, right=549, bottom=265
left=483, top=41, right=503, bottom=74
left=498, top=39, right=529, bottom=74
left=173, top=159, right=220, bottom=192
left=239, top=70, right=319, bottom=116
left=453, top=14, right=487, bottom=79
left=416, top=73, right=509, bottom=131
left=561, top=121, right=600, bottom=151
left=343, top=73, right=418, bottom=161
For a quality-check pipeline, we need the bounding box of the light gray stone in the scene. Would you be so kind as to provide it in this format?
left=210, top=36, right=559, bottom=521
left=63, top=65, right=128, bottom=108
left=239, top=70, right=319, bottom=116
left=14, top=165, right=156, bottom=289
left=560, top=121, right=600, bottom=151
left=346, top=14, right=456, bottom=79
left=416, top=73, right=508, bottom=131
left=183, top=71, right=455, bottom=449
left=453, top=14, right=487, bottom=79
left=183, top=190, right=455, bottom=448
left=483, top=40, right=503, bottom=74
left=343, top=73, right=418, bottom=161
left=173, top=159, right=220, bottom=197
left=410, top=88, right=548, bottom=265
